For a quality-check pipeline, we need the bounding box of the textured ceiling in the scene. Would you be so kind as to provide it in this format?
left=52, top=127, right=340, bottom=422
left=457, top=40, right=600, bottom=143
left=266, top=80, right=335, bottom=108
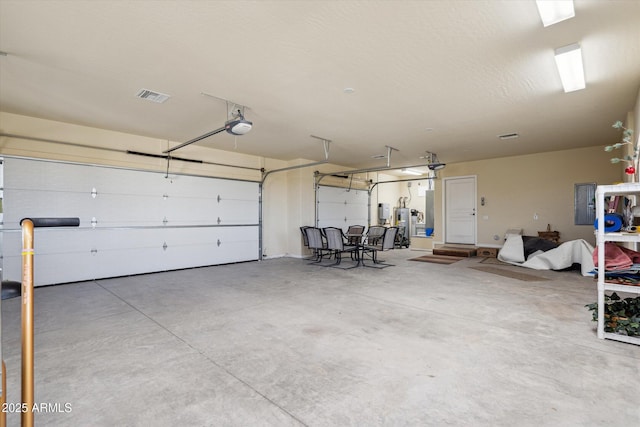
left=1, top=0, right=639, bottom=170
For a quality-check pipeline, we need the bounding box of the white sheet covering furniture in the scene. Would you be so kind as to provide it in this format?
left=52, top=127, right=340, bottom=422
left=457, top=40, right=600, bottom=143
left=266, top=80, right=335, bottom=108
left=498, top=233, right=595, bottom=276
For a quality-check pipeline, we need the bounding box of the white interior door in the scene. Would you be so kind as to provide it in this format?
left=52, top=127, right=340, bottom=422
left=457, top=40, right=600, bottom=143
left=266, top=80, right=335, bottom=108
left=444, top=176, right=476, bottom=244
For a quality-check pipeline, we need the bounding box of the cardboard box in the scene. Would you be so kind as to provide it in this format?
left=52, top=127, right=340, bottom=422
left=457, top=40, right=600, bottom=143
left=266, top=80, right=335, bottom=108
left=477, top=247, right=498, bottom=258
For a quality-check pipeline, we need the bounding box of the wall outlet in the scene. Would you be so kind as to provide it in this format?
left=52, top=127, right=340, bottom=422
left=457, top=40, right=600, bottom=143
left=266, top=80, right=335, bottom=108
left=533, top=213, right=539, bottom=220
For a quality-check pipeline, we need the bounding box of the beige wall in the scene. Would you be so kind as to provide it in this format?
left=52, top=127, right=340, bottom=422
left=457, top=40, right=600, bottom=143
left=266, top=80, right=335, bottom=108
left=434, top=146, right=621, bottom=247
left=1, top=108, right=635, bottom=258
left=283, top=161, right=317, bottom=258
left=0, top=111, right=266, bottom=180
left=361, top=144, right=622, bottom=247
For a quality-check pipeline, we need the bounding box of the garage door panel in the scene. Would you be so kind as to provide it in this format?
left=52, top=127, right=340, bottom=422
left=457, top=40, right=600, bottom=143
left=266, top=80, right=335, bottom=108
left=165, top=197, right=219, bottom=225
left=1, top=157, right=260, bottom=286
left=3, top=158, right=92, bottom=193
left=92, top=193, right=165, bottom=227
left=217, top=180, right=259, bottom=200
left=213, top=227, right=259, bottom=263
left=2, top=188, right=94, bottom=227
left=91, top=166, right=167, bottom=196
left=92, top=228, right=165, bottom=278
left=162, top=226, right=258, bottom=269
left=317, top=186, right=368, bottom=231
left=218, top=200, right=259, bottom=224
left=1, top=228, right=96, bottom=286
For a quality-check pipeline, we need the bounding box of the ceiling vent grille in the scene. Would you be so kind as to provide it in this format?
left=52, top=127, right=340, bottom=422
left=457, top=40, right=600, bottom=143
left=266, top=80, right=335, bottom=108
left=135, top=88, right=170, bottom=103
left=498, top=133, right=519, bottom=140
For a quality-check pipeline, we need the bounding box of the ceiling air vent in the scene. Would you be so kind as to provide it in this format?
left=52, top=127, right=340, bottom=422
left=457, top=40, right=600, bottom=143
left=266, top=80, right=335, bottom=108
left=498, top=133, right=519, bottom=140
left=135, top=88, right=170, bottom=103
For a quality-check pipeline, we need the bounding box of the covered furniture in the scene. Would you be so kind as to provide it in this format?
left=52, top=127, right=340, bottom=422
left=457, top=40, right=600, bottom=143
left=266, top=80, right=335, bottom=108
left=498, top=233, right=594, bottom=276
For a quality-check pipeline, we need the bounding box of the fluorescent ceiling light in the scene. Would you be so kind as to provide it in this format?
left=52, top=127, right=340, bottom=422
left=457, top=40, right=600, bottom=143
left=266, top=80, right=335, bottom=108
left=401, top=168, right=424, bottom=176
left=554, top=43, right=586, bottom=93
left=536, top=0, right=575, bottom=27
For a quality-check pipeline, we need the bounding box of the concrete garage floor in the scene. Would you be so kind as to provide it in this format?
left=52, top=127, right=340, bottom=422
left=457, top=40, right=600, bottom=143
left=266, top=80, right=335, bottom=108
left=1, top=250, right=639, bottom=426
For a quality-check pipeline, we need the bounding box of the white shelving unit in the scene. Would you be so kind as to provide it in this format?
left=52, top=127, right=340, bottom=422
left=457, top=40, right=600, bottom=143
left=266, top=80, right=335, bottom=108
left=595, top=183, right=640, bottom=345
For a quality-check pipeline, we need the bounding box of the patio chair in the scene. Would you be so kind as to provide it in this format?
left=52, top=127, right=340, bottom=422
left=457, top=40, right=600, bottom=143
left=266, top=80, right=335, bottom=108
left=345, top=225, right=365, bottom=245
left=304, top=227, right=328, bottom=263
left=361, top=226, right=398, bottom=268
left=300, top=226, right=314, bottom=260
left=364, top=225, right=387, bottom=246
left=322, top=227, right=360, bottom=268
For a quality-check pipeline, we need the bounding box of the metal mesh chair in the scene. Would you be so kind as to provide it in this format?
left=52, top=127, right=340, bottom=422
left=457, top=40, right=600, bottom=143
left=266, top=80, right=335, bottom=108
left=364, top=226, right=386, bottom=246
left=300, top=226, right=313, bottom=260
left=361, top=227, right=398, bottom=268
left=323, top=227, right=359, bottom=268
left=345, top=225, right=365, bottom=245
left=304, top=227, right=328, bottom=263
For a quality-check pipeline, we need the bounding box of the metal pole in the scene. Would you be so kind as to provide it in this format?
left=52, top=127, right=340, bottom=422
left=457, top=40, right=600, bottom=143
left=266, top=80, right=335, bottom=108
left=163, top=127, right=226, bottom=153
left=1, top=259, right=5, bottom=427
left=258, top=182, right=263, bottom=261
left=261, top=160, right=329, bottom=182
left=21, top=219, right=35, bottom=427
left=0, top=361, right=6, bottom=427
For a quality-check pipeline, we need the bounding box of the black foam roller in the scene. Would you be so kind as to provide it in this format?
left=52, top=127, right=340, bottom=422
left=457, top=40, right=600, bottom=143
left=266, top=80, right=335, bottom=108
left=20, top=217, right=80, bottom=228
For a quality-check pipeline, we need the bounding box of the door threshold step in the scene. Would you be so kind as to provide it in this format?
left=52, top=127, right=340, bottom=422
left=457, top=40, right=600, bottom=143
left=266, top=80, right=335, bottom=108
left=433, top=245, right=477, bottom=257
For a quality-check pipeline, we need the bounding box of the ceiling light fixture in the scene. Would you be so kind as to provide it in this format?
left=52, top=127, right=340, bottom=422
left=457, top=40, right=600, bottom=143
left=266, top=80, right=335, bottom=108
left=535, top=0, right=575, bottom=27
left=401, top=168, right=424, bottom=176
left=554, top=43, right=586, bottom=93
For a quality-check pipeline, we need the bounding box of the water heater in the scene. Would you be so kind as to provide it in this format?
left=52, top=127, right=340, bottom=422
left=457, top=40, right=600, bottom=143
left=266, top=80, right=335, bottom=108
left=378, top=203, right=390, bottom=224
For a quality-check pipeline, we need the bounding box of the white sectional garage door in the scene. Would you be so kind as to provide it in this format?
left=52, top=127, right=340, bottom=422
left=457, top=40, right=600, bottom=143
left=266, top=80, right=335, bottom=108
left=316, top=185, right=368, bottom=231
left=0, top=157, right=259, bottom=286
